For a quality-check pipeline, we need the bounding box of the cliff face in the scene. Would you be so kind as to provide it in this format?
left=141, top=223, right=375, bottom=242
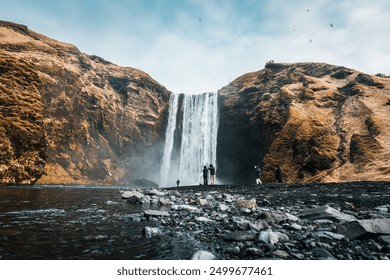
left=218, top=62, right=390, bottom=184
left=0, top=20, right=170, bottom=185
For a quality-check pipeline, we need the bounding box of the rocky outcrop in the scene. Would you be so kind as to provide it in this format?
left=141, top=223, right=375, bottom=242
left=218, top=62, right=390, bottom=183
left=0, top=20, right=170, bottom=185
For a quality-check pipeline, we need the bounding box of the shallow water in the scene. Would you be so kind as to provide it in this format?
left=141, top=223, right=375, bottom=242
left=0, top=185, right=184, bottom=260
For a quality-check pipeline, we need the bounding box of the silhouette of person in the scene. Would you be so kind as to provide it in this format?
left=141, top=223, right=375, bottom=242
left=275, top=166, right=283, bottom=183
left=202, top=165, right=208, bottom=185
left=255, top=166, right=262, bottom=184
left=176, top=179, right=180, bottom=187
left=208, top=164, right=216, bottom=185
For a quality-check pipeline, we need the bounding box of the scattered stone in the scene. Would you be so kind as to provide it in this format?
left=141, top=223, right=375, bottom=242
left=337, top=219, right=390, bottom=239
left=313, top=248, right=335, bottom=259
left=287, top=223, right=302, bottom=231
left=298, top=205, right=357, bottom=222
left=312, top=231, right=345, bottom=240
left=122, top=190, right=144, bottom=201
left=273, top=250, right=289, bottom=258
left=244, top=247, right=263, bottom=256
left=224, top=246, right=240, bottom=255
left=147, top=189, right=166, bottom=196
left=190, top=250, right=216, bottom=260
left=378, top=235, right=390, bottom=245
left=223, top=231, right=257, bottom=241
left=159, top=198, right=173, bottom=206
left=256, top=230, right=279, bottom=245
left=195, top=217, right=213, bottom=223
left=236, top=199, right=256, bottom=209
left=171, top=205, right=199, bottom=212
left=219, top=203, right=229, bottom=211
left=144, top=210, right=170, bottom=217
left=143, top=226, right=162, bottom=238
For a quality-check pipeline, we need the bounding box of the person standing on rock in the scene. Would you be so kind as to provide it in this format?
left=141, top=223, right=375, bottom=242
left=202, top=165, right=208, bottom=185
left=255, top=165, right=262, bottom=184
left=275, top=165, right=283, bottom=183
left=176, top=179, right=180, bottom=187
left=208, top=164, right=216, bottom=185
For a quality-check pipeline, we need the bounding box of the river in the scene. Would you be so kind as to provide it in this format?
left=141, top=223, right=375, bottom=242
left=0, top=185, right=196, bottom=260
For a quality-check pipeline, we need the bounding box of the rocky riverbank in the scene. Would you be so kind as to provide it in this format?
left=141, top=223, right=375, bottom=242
left=122, top=181, right=390, bottom=260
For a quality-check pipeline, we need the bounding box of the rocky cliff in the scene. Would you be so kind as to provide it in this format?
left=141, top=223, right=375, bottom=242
left=218, top=62, right=390, bottom=183
left=0, top=20, right=170, bottom=185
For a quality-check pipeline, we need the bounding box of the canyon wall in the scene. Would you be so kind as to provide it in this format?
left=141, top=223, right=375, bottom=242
left=218, top=62, right=390, bottom=183
left=0, top=20, right=170, bottom=185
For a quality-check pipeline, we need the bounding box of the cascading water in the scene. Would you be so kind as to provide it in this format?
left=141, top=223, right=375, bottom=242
left=159, top=92, right=219, bottom=187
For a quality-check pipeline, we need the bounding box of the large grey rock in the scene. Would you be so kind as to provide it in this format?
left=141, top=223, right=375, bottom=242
left=378, top=235, right=390, bottom=245
left=337, top=218, right=390, bottom=239
left=122, top=190, right=144, bottom=201
left=190, top=250, right=216, bottom=260
left=298, top=205, right=357, bottom=222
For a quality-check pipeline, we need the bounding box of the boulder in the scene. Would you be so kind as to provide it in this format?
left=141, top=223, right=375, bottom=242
left=337, top=219, right=390, bottom=239
left=236, top=199, right=256, bottom=209
left=298, top=205, right=357, bottom=222
left=122, top=191, right=144, bottom=203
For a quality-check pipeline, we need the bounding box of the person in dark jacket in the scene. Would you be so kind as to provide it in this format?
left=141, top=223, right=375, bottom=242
left=275, top=166, right=283, bottom=183
left=202, top=165, right=208, bottom=185
left=208, top=164, right=216, bottom=185
left=176, top=179, right=180, bottom=187
left=255, top=165, right=262, bottom=184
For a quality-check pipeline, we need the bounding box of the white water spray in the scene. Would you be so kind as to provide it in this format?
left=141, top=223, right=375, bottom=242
left=159, top=92, right=219, bottom=187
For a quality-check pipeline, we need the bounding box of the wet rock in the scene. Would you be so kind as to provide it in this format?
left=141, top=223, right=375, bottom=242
left=337, top=219, right=390, bottom=239
left=171, top=205, right=199, bottom=212
left=195, top=217, right=213, bottom=223
left=287, top=223, right=302, bottom=231
left=256, top=230, right=279, bottom=245
left=313, top=248, right=335, bottom=259
left=144, top=210, right=170, bottom=218
left=298, top=205, right=357, bottom=222
left=232, top=216, right=251, bottom=230
left=378, top=235, right=390, bottom=245
left=244, top=247, right=263, bottom=256
left=274, top=232, right=290, bottom=243
left=273, top=250, right=289, bottom=258
left=147, top=189, right=166, bottom=196
left=312, top=231, right=346, bottom=240
left=223, top=231, right=257, bottom=241
left=224, top=246, right=240, bottom=255
left=190, top=250, right=216, bottom=260
left=159, top=198, right=173, bottom=206
left=122, top=190, right=144, bottom=201
left=219, top=203, right=229, bottom=211
left=143, top=226, right=162, bottom=238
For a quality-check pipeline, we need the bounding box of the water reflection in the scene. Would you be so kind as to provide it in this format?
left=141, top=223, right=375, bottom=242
left=0, top=185, right=163, bottom=260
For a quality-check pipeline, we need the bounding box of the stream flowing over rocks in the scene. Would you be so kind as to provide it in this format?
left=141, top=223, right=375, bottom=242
left=122, top=182, right=390, bottom=260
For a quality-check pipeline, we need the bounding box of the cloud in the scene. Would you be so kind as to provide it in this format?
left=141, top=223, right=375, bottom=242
left=1, top=0, right=389, bottom=93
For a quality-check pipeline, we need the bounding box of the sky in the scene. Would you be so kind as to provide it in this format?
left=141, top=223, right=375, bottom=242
left=1, top=0, right=389, bottom=94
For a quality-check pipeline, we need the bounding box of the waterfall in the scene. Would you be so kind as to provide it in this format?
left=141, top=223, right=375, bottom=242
left=159, top=92, right=219, bottom=187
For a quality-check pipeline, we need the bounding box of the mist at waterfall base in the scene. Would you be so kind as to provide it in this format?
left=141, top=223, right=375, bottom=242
left=159, top=92, right=219, bottom=187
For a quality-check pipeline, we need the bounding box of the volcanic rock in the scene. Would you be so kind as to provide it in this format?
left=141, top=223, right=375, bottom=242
left=337, top=219, right=390, bottom=239
left=298, top=205, right=357, bottom=222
